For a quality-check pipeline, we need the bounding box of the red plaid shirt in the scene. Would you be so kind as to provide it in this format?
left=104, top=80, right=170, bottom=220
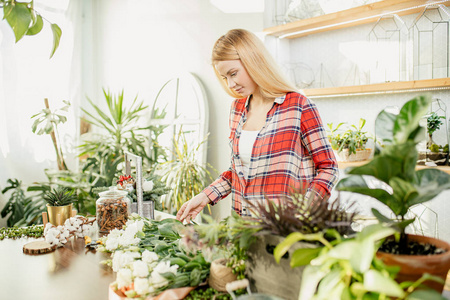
left=203, top=92, right=339, bottom=215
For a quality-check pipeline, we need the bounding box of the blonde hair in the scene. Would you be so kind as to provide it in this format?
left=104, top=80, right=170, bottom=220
left=212, top=29, right=297, bottom=99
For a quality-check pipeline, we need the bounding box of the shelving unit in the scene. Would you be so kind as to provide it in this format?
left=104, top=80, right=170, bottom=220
left=303, top=77, right=450, bottom=98
left=338, top=160, right=450, bottom=174
left=264, top=0, right=450, bottom=39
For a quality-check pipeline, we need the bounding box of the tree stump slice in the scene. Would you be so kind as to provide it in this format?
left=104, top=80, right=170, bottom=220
left=23, top=241, right=57, bottom=255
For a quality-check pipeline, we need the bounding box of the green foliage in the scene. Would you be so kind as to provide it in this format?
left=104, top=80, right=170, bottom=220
left=0, top=224, right=43, bottom=240
left=427, top=112, right=445, bottom=138
left=43, top=186, right=76, bottom=206
left=161, top=129, right=214, bottom=214
left=188, top=212, right=260, bottom=280
left=327, top=118, right=370, bottom=155
left=79, top=89, right=155, bottom=187
left=1, top=178, right=48, bottom=227
left=337, top=96, right=450, bottom=238
left=31, top=100, right=70, bottom=170
left=245, top=191, right=356, bottom=237
left=429, top=143, right=440, bottom=153
left=1, top=0, right=62, bottom=58
left=444, top=144, right=449, bottom=153
left=274, top=224, right=445, bottom=300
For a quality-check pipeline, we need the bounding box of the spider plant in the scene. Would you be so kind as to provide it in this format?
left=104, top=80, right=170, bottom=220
left=160, top=129, right=214, bottom=214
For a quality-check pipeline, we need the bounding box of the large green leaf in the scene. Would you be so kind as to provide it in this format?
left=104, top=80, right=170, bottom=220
left=364, top=269, right=405, bottom=298
left=374, top=109, right=397, bottom=145
left=411, top=168, right=450, bottom=207
left=50, top=23, right=62, bottom=58
left=388, top=177, right=418, bottom=216
left=290, top=247, right=322, bottom=268
left=26, top=13, right=43, bottom=36
left=393, top=95, right=430, bottom=144
left=5, top=2, right=32, bottom=43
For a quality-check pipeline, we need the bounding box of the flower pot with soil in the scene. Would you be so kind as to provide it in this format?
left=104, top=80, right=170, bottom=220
left=337, top=95, right=450, bottom=292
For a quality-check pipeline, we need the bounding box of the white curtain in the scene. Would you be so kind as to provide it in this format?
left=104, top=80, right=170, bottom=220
left=0, top=0, right=85, bottom=226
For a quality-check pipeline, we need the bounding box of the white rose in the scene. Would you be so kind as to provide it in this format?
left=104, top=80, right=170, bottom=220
left=142, top=250, right=159, bottom=264
left=142, top=180, right=154, bottom=192
left=134, top=277, right=150, bottom=296
left=112, top=251, right=141, bottom=272
left=116, top=268, right=132, bottom=289
left=133, top=260, right=149, bottom=277
left=105, top=237, right=119, bottom=251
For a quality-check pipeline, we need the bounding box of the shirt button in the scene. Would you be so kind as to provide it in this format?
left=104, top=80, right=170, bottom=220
left=238, top=172, right=243, bottom=176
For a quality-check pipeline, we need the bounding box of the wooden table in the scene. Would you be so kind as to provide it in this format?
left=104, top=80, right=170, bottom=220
left=0, top=237, right=114, bottom=300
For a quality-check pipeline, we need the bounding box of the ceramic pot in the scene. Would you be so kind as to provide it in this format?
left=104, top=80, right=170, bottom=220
left=46, top=203, right=73, bottom=226
left=376, top=234, right=450, bottom=293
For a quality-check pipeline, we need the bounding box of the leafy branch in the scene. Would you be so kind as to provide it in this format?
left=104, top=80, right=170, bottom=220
left=1, top=0, right=62, bottom=58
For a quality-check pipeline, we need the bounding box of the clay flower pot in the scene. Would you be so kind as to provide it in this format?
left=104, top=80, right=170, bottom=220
left=376, top=234, right=450, bottom=293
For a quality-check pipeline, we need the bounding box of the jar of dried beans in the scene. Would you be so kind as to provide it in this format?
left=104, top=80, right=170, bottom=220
left=96, top=188, right=131, bottom=233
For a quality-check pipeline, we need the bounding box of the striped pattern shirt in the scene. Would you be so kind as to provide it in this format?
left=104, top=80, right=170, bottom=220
left=203, top=92, right=339, bottom=215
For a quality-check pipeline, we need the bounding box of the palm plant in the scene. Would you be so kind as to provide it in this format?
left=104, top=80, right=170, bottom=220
left=161, top=129, right=213, bottom=214
left=79, top=88, right=153, bottom=187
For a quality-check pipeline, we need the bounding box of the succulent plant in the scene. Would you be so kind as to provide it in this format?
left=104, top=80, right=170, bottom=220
left=43, top=187, right=76, bottom=206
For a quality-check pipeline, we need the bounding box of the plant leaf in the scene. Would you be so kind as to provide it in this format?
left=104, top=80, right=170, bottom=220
left=5, top=2, right=32, bottom=42
left=26, top=13, right=43, bottom=36
left=393, top=95, right=430, bottom=144
left=290, top=247, right=322, bottom=268
left=364, top=269, right=405, bottom=298
left=50, top=23, right=62, bottom=58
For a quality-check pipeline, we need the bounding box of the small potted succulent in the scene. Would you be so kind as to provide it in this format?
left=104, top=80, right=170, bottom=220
left=44, top=186, right=76, bottom=226
left=327, top=118, right=372, bottom=162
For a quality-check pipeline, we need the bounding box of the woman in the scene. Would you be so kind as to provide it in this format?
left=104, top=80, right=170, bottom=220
left=176, top=29, right=338, bottom=222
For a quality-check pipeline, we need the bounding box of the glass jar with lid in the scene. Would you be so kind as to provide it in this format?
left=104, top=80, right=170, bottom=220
left=96, top=187, right=131, bottom=233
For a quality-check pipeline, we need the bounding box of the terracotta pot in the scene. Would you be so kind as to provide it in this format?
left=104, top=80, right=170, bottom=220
left=46, top=203, right=73, bottom=226
left=376, top=234, right=450, bottom=293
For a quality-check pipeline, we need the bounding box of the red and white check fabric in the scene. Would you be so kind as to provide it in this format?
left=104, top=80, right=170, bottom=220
left=203, top=92, right=339, bottom=215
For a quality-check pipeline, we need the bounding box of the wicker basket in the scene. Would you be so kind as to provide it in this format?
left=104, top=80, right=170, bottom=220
left=335, top=148, right=372, bottom=162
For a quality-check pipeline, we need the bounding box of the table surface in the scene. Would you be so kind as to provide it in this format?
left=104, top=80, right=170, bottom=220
left=0, top=237, right=115, bottom=300
left=1, top=236, right=450, bottom=300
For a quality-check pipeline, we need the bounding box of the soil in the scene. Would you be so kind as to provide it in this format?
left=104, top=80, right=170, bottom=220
left=379, top=239, right=447, bottom=255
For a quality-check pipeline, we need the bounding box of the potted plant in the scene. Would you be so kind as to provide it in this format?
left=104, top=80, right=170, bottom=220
left=240, top=191, right=356, bottom=300
left=327, top=118, right=372, bottom=162
left=44, top=186, right=76, bottom=226
left=337, top=95, right=450, bottom=292
left=274, top=223, right=446, bottom=299
left=417, top=111, right=448, bottom=166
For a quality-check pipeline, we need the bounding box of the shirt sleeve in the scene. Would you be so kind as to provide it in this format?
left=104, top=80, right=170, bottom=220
left=300, top=97, right=339, bottom=199
left=202, top=168, right=232, bottom=204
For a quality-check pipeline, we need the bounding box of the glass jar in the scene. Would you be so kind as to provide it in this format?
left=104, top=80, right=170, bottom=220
left=96, top=187, right=131, bottom=233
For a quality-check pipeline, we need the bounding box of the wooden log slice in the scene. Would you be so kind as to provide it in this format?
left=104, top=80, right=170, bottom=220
left=23, top=240, right=57, bottom=255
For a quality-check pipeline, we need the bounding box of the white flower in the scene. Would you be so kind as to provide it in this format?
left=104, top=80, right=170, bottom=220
left=142, top=250, right=159, bottom=264
left=142, top=180, right=154, bottom=192
left=112, top=251, right=141, bottom=272
left=133, top=260, right=149, bottom=277
left=105, top=237, right=119, bottom=251
left=134, top=277, right=151, bottom=295
left=116, top=268, right=132, bottom=289
left=149, top=260, right=178, bottom=288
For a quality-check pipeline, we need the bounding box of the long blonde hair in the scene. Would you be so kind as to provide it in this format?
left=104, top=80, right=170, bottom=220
left=212, top=29, right=297, bottom=99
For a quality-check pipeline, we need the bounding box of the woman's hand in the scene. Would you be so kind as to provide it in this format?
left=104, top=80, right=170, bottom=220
left=176, top=193, right=210, bottom=223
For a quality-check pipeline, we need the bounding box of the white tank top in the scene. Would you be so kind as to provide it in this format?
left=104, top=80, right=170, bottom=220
left=239, top=130, right=259, bottom=179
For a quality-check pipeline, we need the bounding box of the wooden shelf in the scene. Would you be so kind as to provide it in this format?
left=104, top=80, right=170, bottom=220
left=264, top=0, right=450, bottom=39
left=302, top=78, right=450, bottom=98
left=338, top=160, right=450, bottom=174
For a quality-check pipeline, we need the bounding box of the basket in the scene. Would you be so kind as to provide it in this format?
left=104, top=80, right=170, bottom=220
left=335, top=148, right=372, bottom=162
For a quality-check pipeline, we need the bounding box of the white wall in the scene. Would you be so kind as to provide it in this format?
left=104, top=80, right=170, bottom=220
left=90, top=0, right=264, bottom=220
left=265, top=10, right=450, bottom=242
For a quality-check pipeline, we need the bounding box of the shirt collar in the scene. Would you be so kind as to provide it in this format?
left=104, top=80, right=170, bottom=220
left=245, top=94, right=286, bottom=107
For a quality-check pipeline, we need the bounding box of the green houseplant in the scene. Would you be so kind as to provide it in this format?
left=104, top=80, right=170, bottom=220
left=336, top=95, right=450, bottom=292
left=327, top=118, right=371, bottom=162
left=274, top=223, right=446, bottom=300
left=43, top=186, right=76, bottom=226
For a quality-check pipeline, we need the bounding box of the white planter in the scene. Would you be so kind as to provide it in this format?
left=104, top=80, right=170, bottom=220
left=335, top=148, right=372, bottom=162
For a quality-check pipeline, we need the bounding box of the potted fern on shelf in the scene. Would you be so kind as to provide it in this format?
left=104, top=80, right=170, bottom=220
left=44, top=187, right=76, bottom=226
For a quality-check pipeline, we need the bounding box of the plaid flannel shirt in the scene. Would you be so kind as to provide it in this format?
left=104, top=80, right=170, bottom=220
left=203, top=92, right=339, bottom=215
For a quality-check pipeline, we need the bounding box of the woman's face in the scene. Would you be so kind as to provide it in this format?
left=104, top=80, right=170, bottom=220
left=215, top=60, right=258, bottom=97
